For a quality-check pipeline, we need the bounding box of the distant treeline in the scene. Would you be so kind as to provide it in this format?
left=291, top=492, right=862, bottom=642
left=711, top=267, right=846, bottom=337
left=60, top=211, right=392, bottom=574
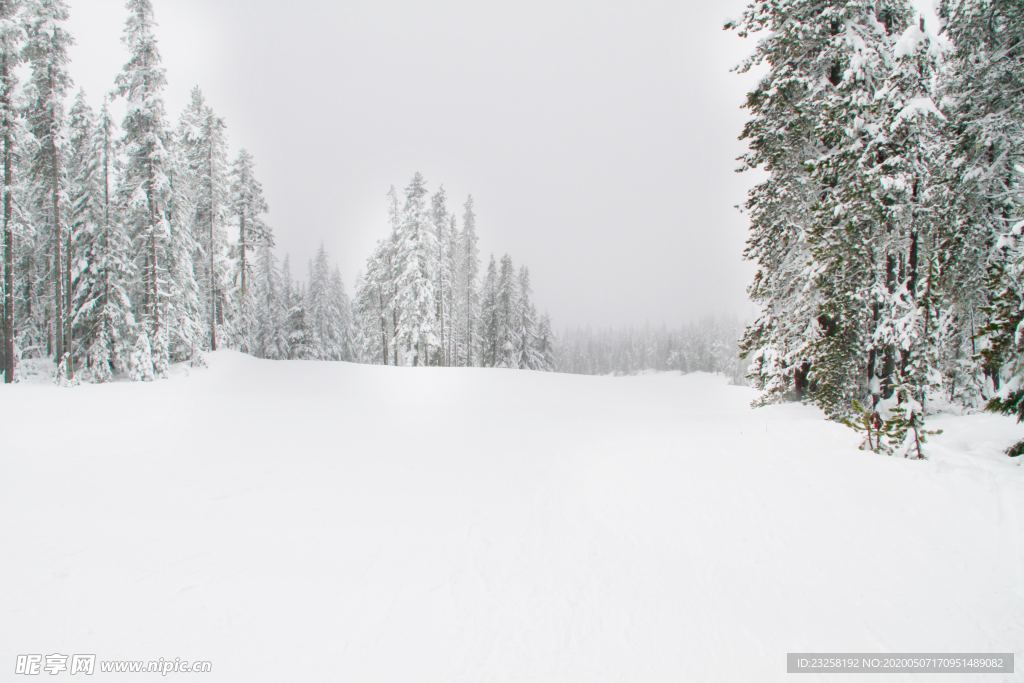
left=556, top=318, right=746, bottom=382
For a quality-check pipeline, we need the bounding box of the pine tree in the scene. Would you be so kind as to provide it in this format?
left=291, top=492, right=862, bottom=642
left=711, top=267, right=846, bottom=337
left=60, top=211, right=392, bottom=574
left=177, top=86, right=230, bottom=352
left=478, top=255, right=498, bottom=367
left=228, top=148, right=271, bottom=352
left=115, top=0, right=176, bottom=377
left=281, top=256, right=310, bottom=360
left=869, top=7, right=948, bottom=441
left=253, top=242, right=286, bottom=359
left=515, top=266, right=541, bottom=370
left=329, top=266, right=354, bottom=362
left=0, top=0, right=22, bottom=383
left=393, top=172, right=437, bottom=365
left=456, top=195, right=479, bottom=367
left=23, top=0, right=73, bottom=378
left=429, top=185, right=453, bottom=366
left=946, top=0, right=1024, bottom=455
left=535, top=313, right=556, bottom=371
left=68, top=93, right=134, bottom=381
left=733, top=1, right=938, bottom=418
left=164, top=152, right=204, bottom=366
left=306, top=244, right=348, bottom=360
left=494, top=254, right=518, bottom=368
left=354, top=238, right=395, bottom=364
left=730, top=0, right=831, bottom=404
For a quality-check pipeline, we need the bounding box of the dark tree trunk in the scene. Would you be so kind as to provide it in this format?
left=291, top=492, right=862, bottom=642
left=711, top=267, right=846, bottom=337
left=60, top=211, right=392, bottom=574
left=794, top=361, right=811, bottom=400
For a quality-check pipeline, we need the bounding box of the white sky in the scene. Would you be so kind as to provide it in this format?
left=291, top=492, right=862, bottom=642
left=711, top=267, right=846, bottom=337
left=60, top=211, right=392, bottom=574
left=66, top=0, right=760, bottom=328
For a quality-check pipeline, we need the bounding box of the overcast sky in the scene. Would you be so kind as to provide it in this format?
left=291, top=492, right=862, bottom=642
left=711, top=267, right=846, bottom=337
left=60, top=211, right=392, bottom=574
left=66, top=0, right=759, bottom=329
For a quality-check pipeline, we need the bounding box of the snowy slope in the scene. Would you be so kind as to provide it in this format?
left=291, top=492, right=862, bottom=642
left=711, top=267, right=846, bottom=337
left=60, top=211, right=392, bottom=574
left=1, top=352, right=1022, bottom=682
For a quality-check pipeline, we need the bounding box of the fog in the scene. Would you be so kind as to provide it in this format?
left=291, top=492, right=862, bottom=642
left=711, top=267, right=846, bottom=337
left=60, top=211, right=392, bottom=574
left=67, top=0, right=759, bottom=328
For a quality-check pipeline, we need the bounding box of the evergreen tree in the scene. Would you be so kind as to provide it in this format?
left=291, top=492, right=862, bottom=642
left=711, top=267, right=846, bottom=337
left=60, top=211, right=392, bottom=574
left=429, top=185, right=453, bottom=366
left=228, top=148, right=271, bottom=351
left=478, top=255, right=498, bottom=367
left=177, top=86, right=230, bottom=352
left=306, top=244, right=351, bottom=360
left=253, top=242, right=287, bottom=359
left=732, top=0, right=953, bottom=453
left=329, top=266, right=354, bottom=362
left=946, top=0, right=1024, bottom=455
left=456, top=195, right=479, bottom=367
left=0, top=0, right=22, bottom=383
left=23, top=0, right=73, bottom=377
left=354, top=239, right=394, bottom=365
left=494, top=254, right=518, bottom=369
left=68, top=93, right=134, bottom=381
left=515, top=266, right=541, bottom=370
left=393, top=172, right=437, bottom=365
left=282, top=256, right=310, bottom=360
left=115, top=0, right=177, bottom=377
left=535, top=313, right=556, bottom=372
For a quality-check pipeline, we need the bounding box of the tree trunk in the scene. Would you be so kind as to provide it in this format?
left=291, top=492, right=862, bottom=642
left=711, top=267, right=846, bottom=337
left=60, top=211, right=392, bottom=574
left=378, top=285, right=388, bottom=365
left=391, top=307, right=398, bottom=366
left=239, top=210, right=247, bottom=298
left=65, top=224, right=73, bottom=378
left=209, top=147, right=218, bottom=352
left=1, top=54, right=13, bottom=383
left=52, top=140, right=64, bottom=370
left=464, top=280, right=472, bottom=367
left=145, top=160, right=159, bottom=335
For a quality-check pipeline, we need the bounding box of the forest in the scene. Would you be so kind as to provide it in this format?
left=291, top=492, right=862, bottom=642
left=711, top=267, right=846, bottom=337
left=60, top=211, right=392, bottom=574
left=0, top=0, right=570, bottom=384
left=1, top=0, right=1023, bottom=458
left=731, top=0, right=1024, bottom=455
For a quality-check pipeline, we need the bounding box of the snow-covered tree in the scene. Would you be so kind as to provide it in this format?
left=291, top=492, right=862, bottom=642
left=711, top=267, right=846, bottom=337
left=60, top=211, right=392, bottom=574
left=304, top=245, right=353, bottom=361
left=253, top=242, right=287, bottom=359
left=0, top=0, right=23, bottom=383
left=455, top=195, right=479, bottom=367
left=177, top=86, right=230, bottom=352
left=732, top=0, right=953, bottom=448
left=944, top=0, right=1024, bottom=454
left=68, top=93, right=134, bottom=381
left=494, top=254, right=518, bottom=369
left=535, top=313, right=556, bottom=372
left=115, top=0, right=179, bottom=377
left=477, top=255, right=498, bottom=367
left=515, top=266, right=541, bottom=370
left=281, top=256, right=310, bottom=360
left=428, top=186, right=452, bottom=365
left=354, top=239, right=394, bottom=364
left=393, top=172, right=437, bottom=365
left=23, top=0, right=73, bottom=377
left=227, top=148, right=271, bottom=351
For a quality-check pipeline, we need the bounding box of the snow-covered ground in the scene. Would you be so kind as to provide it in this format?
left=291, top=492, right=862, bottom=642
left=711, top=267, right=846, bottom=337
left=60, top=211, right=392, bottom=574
left=1, top=351, right=1022, bottom=681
